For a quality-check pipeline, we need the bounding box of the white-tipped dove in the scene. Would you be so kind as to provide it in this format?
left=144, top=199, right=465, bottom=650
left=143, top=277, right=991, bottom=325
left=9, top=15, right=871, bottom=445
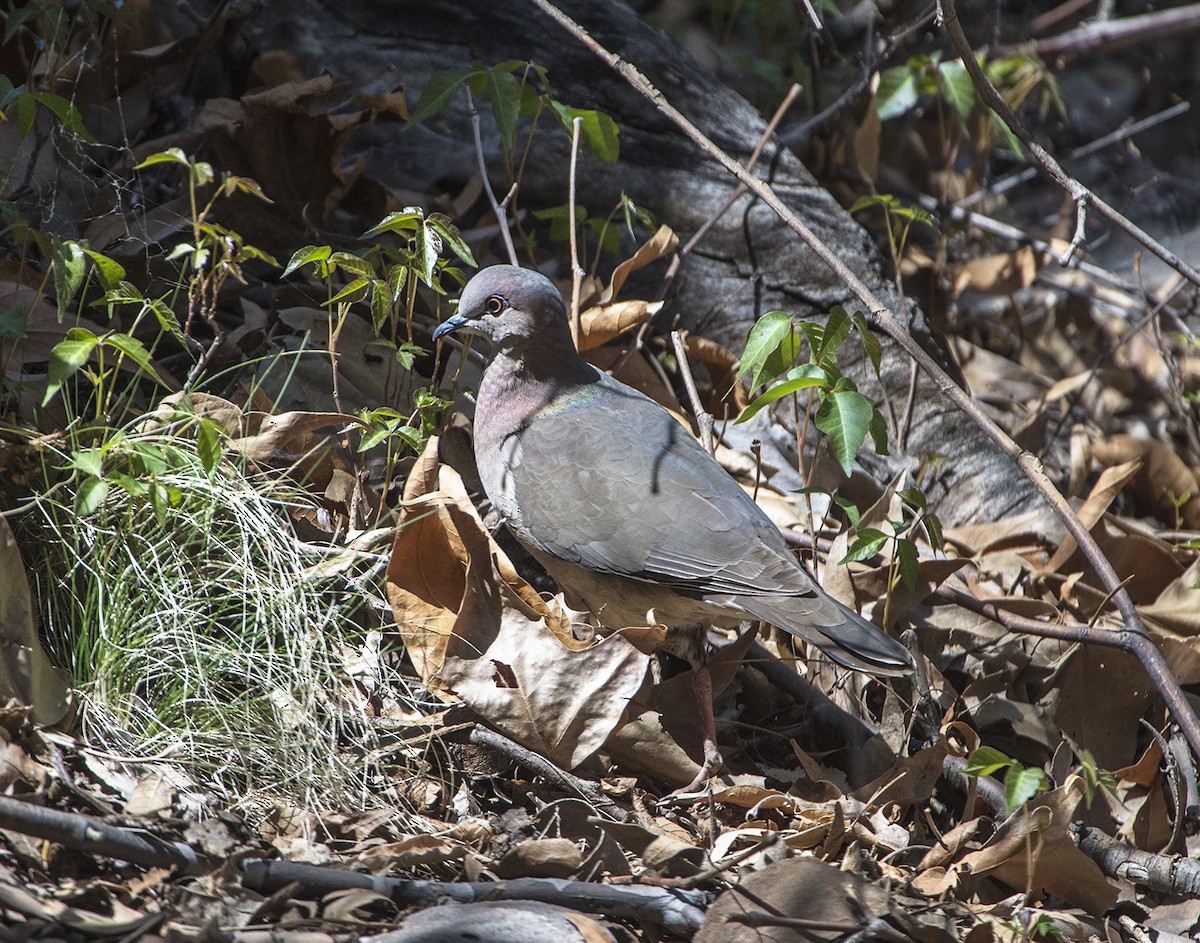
left=433, top=265, right=914, bottom=791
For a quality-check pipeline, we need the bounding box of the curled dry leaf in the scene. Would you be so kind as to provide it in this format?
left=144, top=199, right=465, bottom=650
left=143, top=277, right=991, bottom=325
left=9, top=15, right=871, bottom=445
left=597, top=224, right=678, bottom=305
left=387, top=443, right=649, bottom=770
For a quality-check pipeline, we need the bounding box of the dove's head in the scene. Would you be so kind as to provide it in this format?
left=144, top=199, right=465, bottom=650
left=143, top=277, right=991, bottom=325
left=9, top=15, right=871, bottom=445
left=433, top=265, right=571, bottom=352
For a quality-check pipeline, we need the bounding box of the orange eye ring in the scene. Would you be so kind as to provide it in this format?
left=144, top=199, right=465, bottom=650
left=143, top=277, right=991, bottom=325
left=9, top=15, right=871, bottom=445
left=485, top=295, right=505, bottom=315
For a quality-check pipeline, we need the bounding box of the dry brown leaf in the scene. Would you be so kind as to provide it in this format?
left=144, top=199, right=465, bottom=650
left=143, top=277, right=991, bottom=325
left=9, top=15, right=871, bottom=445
left=950, top=779, right=1118, bottom=915
left=1043, top=459, right=1142, bottom=575
left=357, top=835, right=467, bottom=872
left=598, top=224, right=678, bottom=304
left=1140, top=558, right=1200, bottom=637
left=951, top=246, right=1041, bottom=297
left=387, top=454, right=649, bottom=769
left=696, top=857, right=897, bottom=943
left=1049, top=646, right=1158, bottom=770
left=1092, top=434, right=1200, bottom=529
left=576, top=299, right=658, bottom=352
left=494, top=838, right=583, bottom=879
left=851, top=741, right=948, bottom=806
left=0, top=518, right=70, bottom=726
left=592, top=818, right=706, bottom=877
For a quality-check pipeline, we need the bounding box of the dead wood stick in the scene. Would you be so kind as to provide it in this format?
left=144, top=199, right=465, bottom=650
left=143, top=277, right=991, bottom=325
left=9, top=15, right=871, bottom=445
left=0, top=794, right=210, bottom=875
left=1073, top=823, right=1200, bottom=896
left=239, top=857, right=705, bottom=935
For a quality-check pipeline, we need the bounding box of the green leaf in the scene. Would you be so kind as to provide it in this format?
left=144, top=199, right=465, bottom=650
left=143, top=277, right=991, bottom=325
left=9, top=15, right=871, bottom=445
left=363, top=208, right=425, bottom=239
left=71, top=448, right=104, bottom=479
left=991, top=112, right=1024, bottom=158
left=427, top=214, right=477, bottom=267
left=1004, top=763, right=1047, bottom=812
left=51, top=238, right=86, bottom=317
left=329, top=277, right=370, bottom=305
left=898, top=487, right=926, bottom=510
left=842, top=528, right=889, bottom=563
left=850, top=310, right=882, bottom=375
left=739, top=311, right=794, bottom=391
left=43, top=328, right=99, bottom=405
left=105, top=332, right=163, bottom=383
left=962, top=746, right=1013, bottom=777
left=896, top=538, right=919, bottom=590
left=14, top=93, right=36, bottom=134
left=29, top=91, right=95, bottom=142
left=815, top=388, right=874, bottom=475
left=868, top=409, right=889, bottom=456
left=134, top=148, right=191, bottom=170
left=196, top=418, right=222, bottom=473
left=815, top=306, right=852, bottom=365
left=75, top=475, right=109, bottom=515
left=407, top=68, right=470, bottom=128
left=735, top=364, right=828, bottom=424
left=283, top=244, right=332, bottom=278
left=488, top=68, right=522, bottom=152
left=876, top=66, right=920, bottom=121
left=81, top=249, right=126, bottom=291
left=549, top=101, right=620, bottom=162
left=0, top=305, right=27, bottom=339
left=924, top=512, right=944, bottom=551
left=413, top=221, right=441, bottom=285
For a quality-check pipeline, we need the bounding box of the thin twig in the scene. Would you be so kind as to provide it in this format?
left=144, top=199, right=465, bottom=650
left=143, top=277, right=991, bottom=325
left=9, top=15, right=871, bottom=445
left=469, top=725, right=629, bottom=822
left=525, top=0, right=1200, bottom=764
left=568, top=115, right=584, bottom=344
left=466, top=86, right=518, bottom=265
left=671, top=330, right=715, bottom=455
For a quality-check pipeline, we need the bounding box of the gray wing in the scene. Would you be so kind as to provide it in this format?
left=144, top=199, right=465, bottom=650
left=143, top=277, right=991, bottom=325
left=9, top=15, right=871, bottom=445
left=507, top=375, right=813, bottom=599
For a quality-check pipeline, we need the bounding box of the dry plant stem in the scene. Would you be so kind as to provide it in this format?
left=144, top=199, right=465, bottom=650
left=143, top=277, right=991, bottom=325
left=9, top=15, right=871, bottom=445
left=568, top=116, right=583, bottom=343
left=942, top=755, right=1009, bottom=817
left=241, top=858, right=705, bottom=935
left=466, top=86, right=518, bottom=266
left=526, top=0, right=1200, bottom=763
left=670, top=330, right=716, bottom=454
left=939, top=0, right=1200, bottom=290
left=468, top=725, right=629, bottom=822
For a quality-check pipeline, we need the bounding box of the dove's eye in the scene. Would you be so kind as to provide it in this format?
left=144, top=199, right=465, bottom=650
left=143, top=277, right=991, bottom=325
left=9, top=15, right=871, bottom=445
left=484, top=295, right=506, bottom=316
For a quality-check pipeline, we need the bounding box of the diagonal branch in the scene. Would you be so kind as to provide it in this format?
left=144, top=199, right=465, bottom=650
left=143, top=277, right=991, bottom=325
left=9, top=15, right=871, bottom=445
left=939, top=0, right=1200, bottom=289
left=524, top=0, right=1200, bottom=761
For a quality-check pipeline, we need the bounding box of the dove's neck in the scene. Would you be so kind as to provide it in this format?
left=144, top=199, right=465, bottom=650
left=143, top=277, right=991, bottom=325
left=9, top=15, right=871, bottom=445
left=474, top=335, right=603, bottom=452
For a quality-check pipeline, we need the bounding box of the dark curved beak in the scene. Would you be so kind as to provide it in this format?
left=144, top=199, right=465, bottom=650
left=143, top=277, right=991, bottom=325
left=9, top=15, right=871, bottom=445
left=432, top=313, right=471, bottom=343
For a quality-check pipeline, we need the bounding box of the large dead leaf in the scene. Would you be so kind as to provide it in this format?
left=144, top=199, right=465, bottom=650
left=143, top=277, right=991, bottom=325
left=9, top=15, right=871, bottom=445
left=916, top=779, right=1118, bottom=916
left=386, top=447, right=649, bottom=769
left=1092, top=435, right=1200, bottom=530
left=0, top=518, right=70, bottom=726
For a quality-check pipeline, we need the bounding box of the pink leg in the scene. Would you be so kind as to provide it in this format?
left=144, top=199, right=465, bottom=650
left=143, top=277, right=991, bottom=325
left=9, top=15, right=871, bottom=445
left=675, top=664, right=723, bottom=793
